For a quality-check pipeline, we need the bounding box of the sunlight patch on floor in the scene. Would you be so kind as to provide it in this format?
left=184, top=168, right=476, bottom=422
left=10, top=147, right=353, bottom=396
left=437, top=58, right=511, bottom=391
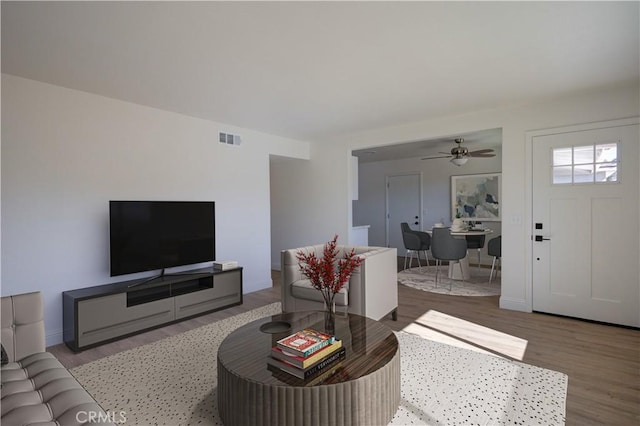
left=401, top=323, right=503, bottom=358
left=402, top=310, right=528, bottom=360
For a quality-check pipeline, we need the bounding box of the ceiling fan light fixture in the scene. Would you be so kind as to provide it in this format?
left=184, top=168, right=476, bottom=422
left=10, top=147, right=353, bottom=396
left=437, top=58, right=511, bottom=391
left=450, top=156, right=468, bottom=166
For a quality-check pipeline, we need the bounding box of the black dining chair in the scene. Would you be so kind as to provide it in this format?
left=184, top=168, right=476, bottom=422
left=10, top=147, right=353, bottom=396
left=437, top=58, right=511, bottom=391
left=400, top=222, right=431, bottom=270
left=487, top=235, right=502, bottom=283
left=430, top=228, right=467, bottom=289
left=465, top=234, right=486, bottom=268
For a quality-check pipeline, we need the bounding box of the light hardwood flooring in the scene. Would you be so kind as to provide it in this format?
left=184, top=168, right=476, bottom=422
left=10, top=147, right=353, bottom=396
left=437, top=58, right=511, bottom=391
left=49, top=266, right=639, bottom=426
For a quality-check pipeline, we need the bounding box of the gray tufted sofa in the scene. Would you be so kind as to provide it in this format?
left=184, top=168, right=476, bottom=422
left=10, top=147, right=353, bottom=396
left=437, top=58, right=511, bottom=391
left=281, top=244, right=398, bottom=321
left=1, top=291, right=116, bottom=425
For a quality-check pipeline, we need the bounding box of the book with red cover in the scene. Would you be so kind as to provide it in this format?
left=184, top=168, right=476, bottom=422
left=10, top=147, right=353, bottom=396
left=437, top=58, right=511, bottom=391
left=272, top=340, right=343, bottom=369
left=276, top=328, right=335, bottom=358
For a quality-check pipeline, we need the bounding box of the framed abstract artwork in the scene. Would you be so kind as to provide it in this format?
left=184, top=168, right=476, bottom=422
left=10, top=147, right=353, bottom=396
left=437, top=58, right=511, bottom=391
left=451, top=172, right=501, bottom=221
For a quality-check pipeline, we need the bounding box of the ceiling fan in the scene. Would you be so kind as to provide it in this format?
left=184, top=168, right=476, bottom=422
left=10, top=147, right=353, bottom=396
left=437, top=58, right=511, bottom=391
left=421, top=138, right=496, bottom=166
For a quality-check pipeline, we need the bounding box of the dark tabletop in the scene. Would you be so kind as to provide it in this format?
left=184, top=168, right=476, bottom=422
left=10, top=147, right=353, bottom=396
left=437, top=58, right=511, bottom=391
left=217, top=310, right=399, bottom=387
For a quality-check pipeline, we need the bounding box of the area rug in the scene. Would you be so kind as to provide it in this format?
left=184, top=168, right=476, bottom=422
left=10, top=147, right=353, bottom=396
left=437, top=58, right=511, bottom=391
left=398, top=266, right=501, bottom=296
left=70, top=303, right=567, bottom=425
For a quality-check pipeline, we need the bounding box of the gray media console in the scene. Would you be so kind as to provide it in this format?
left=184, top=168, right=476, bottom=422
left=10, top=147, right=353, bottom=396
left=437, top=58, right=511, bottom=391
left=63, top=267, right=242, bottom=352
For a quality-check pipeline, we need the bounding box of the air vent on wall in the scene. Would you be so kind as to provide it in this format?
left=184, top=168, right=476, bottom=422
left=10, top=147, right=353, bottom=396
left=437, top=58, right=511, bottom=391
left=219, top=132, right=241, bottom=146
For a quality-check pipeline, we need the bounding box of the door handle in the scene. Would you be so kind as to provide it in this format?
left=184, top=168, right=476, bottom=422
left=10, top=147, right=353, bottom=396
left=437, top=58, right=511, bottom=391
left=534, top=235, right=551, bottom=242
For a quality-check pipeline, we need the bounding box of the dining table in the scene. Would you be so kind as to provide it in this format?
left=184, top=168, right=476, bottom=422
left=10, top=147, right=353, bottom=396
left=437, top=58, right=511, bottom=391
left=427, top=228, right=494, bottom=280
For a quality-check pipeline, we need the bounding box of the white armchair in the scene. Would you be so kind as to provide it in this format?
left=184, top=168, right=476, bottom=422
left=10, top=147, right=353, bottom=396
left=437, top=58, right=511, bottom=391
left=281, top=245, right=398, bottom=321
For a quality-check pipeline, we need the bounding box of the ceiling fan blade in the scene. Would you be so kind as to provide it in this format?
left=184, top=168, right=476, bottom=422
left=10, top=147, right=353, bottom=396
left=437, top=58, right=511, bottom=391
left=468, top=153, right=496, bottom=158
left=438, top=151, right=452, bottom=155
left=421, top=155, right=452, bottom=160
left=468, top=149, right=495, bottom=155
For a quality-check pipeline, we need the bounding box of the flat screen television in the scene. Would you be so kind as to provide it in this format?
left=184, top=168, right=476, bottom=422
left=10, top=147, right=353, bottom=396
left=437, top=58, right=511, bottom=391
left=109, top=201, right=215, bottom=277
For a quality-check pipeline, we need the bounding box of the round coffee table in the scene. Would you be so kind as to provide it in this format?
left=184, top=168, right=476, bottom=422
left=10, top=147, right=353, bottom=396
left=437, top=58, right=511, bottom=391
left=217, top=310, right=400, bottom=426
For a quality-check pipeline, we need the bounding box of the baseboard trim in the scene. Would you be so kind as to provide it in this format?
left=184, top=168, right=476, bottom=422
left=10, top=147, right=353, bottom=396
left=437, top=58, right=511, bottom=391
left=499, top=296, right=530, bottom=313
left=46, top=328, right=64, bottom=348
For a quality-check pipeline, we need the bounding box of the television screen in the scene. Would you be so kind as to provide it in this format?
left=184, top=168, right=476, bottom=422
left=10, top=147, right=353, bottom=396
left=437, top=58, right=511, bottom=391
left=109, top=201, right=215, bottom=276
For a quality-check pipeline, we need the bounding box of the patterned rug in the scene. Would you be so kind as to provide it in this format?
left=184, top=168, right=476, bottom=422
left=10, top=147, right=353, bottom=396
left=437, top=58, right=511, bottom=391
left=398, top=266, right=501, bottom=296
left=70, top=303, right=567, bottom=425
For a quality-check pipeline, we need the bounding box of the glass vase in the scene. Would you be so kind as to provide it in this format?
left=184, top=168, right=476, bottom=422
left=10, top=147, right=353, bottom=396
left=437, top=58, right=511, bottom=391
left=324, top=297, right=336, bottom=335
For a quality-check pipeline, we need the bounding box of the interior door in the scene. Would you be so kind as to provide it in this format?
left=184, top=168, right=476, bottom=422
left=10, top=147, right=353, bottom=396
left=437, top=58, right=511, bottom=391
left=532, top=123, right=639, bottom=326
left=386, top=174, right=421, bottom=255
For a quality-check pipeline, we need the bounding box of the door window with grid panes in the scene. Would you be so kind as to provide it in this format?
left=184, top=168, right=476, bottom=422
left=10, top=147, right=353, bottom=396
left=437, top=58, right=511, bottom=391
left=552, top=143, right=618, bottom=184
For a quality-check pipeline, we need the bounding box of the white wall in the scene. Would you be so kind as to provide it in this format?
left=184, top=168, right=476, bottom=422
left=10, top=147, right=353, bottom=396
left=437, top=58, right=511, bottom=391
left=274, top=82, right=639, bottom=314
left=354, top=148, right=502, bottom=265
left=270, top=143, right=351, bottom=269
left=270, top=156, right=311, bottom=270
left=7, top=73, right=636, bottom=344
left=1, top=74, right=310, bottom=346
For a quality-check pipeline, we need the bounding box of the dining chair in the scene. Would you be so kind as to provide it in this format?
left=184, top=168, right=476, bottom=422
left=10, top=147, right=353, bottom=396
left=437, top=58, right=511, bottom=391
left=430, top=228, right=467, bottom=289
left=487, top=235, right=502, bottom=283
left=400, top=222, right=431, bottom=270
left=465, top=234, right=486, bottom=268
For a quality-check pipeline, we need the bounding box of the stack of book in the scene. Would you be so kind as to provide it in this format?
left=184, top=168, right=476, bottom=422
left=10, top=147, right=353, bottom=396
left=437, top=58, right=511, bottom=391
left=267, top=328, right=346, bottom=380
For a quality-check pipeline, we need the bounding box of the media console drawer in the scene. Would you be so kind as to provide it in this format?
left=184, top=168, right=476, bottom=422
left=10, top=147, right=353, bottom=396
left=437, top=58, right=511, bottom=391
left=63, top=267, right=243, bottom=352
left=77, top=294, right=175, bottom=347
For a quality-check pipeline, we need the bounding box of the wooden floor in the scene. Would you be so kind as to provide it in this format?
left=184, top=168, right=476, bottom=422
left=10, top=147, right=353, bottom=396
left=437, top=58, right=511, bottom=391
left=49, top=266, right=639, bottom=426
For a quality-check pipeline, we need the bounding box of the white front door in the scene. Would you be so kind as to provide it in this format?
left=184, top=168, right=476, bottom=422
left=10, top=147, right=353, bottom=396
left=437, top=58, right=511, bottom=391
left=386, top=174, right=422, bottom=255
left=531, top=123, right=639, bottom=326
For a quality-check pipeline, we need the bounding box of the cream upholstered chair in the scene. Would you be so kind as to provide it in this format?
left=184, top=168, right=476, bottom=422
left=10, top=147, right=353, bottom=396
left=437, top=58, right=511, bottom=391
left=281, top=244, right=398, bottom=321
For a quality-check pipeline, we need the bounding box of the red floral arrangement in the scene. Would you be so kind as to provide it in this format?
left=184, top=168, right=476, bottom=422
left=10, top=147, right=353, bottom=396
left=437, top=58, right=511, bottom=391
left=296, top=235, right=364, bottom=310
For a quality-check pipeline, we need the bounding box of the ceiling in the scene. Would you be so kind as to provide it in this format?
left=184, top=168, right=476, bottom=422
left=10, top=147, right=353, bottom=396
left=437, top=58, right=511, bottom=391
left=2, top=2, right=638, bottom=142
left=352, top=128, right=502, bottom=163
